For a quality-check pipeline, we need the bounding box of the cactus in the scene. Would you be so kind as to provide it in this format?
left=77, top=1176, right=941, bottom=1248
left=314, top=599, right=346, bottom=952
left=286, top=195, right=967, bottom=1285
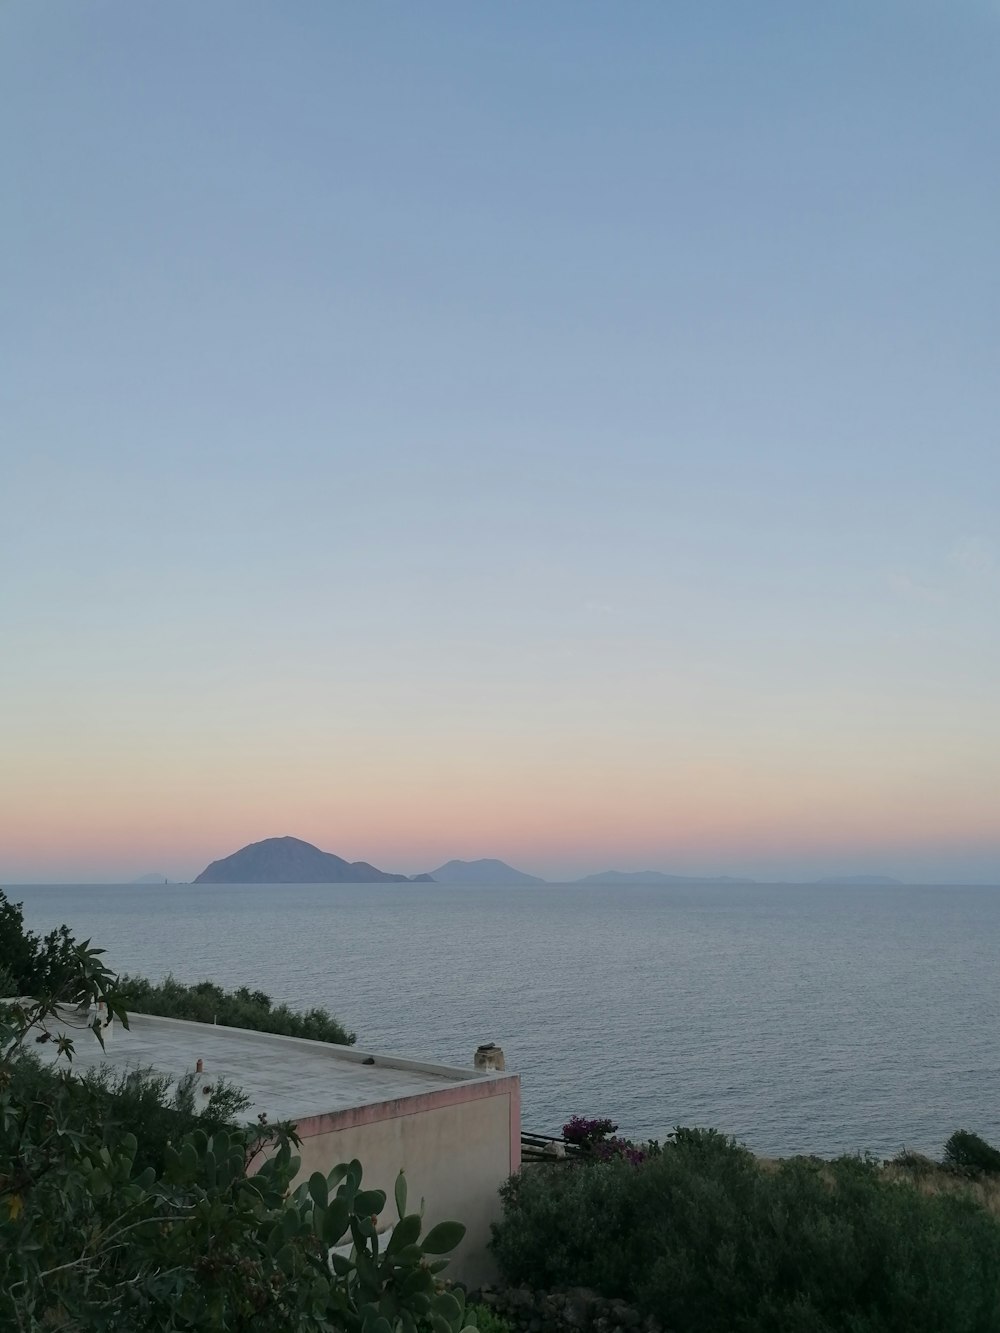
left=291, top=1160, right=476, bottom=1332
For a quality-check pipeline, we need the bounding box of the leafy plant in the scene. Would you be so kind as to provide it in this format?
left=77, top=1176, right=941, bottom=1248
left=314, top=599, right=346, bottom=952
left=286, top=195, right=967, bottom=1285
left=4, top=1052, right=248, bottom=1177
left=561, top=1114, right=658, bottom=1164
left=464, top=1305, right=514, bottom=1333
left=0, top=904, right=472, bottom=1331
left=943, top=1130, right=1000, bottom=1178
left=116, top=971, right=356, bottom=1046
left=0, top=889, right=81, bottom=996
left=492, top=1126, right=1000, bottom=1333
left=562, top=1115, right=618, bottom=1149
left=290, top=1162, right=474, bottom=1333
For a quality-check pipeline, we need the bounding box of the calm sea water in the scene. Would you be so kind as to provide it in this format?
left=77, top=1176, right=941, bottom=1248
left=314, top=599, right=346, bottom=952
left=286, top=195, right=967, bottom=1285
left=9, top=881, right=1000, bottom=1160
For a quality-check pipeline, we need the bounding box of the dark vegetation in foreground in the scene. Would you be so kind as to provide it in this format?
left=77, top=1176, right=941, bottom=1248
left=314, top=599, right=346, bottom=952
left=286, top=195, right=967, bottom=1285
left=1, top=888, right=477, bottom=1331
left=492, top=1123, right=1000, bottom=1333
left=9, top=1054, right=252, bottom=1176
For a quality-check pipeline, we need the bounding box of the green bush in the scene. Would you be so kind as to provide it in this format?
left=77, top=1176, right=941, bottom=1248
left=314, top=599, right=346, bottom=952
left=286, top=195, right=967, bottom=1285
left=466, top=1304, right=514, bottom=1333
left=88, top=1064, right=252, bottom=1174
left=6, top=1054, right=252, bottom=1177
left=943, top=1130, right=1000, bottom=1178
left=0, top=889, right=356, bottom=1047
left=0, top=889, right=80, bottom=995
left=1, top=937, right=472, bottom=1331
left=891, top=1148, right=939, bottom=1176
left=492, top=1128, right=1000, bottom=1333
left=116, top=972, right=356, bottom=1046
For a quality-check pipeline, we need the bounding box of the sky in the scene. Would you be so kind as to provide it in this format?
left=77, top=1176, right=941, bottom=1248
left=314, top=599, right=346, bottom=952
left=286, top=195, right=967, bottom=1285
left=1, top=1, right=998, bottom=884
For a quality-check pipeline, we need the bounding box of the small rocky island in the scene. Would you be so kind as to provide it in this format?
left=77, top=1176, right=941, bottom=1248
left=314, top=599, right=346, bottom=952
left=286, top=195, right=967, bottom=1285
left=425, top=858, right=545, bottom=885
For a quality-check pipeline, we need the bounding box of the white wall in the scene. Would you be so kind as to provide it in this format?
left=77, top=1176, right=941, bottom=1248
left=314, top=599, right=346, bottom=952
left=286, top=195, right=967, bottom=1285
left=293, top=1082, right=518, bottom=1286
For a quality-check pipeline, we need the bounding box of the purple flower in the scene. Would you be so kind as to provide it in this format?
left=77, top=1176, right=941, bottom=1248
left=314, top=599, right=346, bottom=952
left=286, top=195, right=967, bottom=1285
left=563, top=1115, right=619, bottom=1148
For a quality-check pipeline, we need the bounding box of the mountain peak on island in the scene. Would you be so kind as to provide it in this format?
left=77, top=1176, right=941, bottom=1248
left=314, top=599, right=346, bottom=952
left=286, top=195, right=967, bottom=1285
left=425, top=858, right=545, bottom=885
left=194, top=836, right=416, bottom=885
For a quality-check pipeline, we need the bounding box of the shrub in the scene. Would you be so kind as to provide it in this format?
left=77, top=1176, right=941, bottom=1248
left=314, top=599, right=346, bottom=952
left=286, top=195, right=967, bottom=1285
left=116, top=971, right=356, bottom=1046
left=891, top=1148, right=939, bottom=1176
left=0, top=887, right=357, bottom=1044
left=86, top=1064, right=252, bottom=1174
left=466, top=1304, right=515, bottom=1333
left=492, top=1127, right=1000, bottom=1333
left=562, top=1115, right=618, bottom=1148
left=0, top=889, right=80, bottom=995
left=561, top=1114, right=660, bottom=1165
left=1, top=936, right=473, bottom=1331
left=944, top=1130, right=1000, bottom=1178
left=5, top=1054, right=252, bottom=1177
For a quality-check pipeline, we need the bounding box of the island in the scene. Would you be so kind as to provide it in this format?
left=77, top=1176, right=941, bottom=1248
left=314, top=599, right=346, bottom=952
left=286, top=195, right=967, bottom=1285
left=193, top=836, right=428, bottom=885
left=424, top=858, right=545, bottom=885
left=573, top=870, right=756, bottom=885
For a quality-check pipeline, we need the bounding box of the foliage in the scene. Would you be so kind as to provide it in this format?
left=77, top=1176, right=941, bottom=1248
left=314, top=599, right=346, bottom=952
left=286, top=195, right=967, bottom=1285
left=290, top=1161, right=474, bottom=1333
left=0, top=891, right=35, bottom=993
left=3, top=1112, right=475, bottom=1331
left=943, top=1130, right=1000, bottom=1178
left=0, top=963, right=17, bottom=1000
left=0, top=885, right=356, bottom=1046
left=1, top=909, right=471, bottom=1331
left=890, top=1148, right=941, bottom=1178
left=561, top=1114, right=658, bottom=1165
left=562, top=1115, right=618, bottom=1148
left=116, top=971, right=357, bottom=1046
left=492, top=1126, right=1000, bottom=1333
left=464, top=1306, right=513, bottom=1333
left=8, top=1054, right=252, bottom=1177
left=0, top=890, right=79, bottom=995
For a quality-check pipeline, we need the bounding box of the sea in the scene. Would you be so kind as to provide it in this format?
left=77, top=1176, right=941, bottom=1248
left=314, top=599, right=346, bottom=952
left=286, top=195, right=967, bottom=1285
left=9, top=880, right=1000, bottom=1161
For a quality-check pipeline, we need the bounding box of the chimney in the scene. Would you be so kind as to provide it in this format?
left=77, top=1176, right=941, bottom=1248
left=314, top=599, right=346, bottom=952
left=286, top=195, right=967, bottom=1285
left=474, top=1042, right=505, bottom=1072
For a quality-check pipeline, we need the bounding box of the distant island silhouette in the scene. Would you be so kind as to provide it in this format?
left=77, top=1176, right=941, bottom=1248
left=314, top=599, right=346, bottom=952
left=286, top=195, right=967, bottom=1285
left=813, top=874, right=902, bottom=886
left=425, top=858, right=545, bottom=885
left=573, top=870, right=756, bottom=886
left=189, top=839, right=910, bottom=888
left=194, top=836, right=427, bottom=885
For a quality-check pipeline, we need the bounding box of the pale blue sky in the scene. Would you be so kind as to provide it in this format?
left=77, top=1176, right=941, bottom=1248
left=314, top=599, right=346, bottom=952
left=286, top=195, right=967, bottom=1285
left=2, top=2, right=998, bottom=883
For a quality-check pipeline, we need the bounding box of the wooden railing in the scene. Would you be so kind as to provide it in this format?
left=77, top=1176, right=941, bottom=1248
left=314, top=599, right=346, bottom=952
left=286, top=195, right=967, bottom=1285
left=520, top=1130, right=583, bottom=1164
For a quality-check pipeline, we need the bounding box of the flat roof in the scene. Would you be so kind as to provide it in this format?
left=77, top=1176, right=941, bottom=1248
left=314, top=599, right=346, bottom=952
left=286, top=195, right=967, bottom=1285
left=35, top=1009, right=498, bottom=1121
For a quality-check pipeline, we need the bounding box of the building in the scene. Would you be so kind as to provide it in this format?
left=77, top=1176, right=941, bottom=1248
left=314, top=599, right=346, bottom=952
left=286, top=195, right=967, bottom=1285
left=40, top=1009, right=521, bottom=1283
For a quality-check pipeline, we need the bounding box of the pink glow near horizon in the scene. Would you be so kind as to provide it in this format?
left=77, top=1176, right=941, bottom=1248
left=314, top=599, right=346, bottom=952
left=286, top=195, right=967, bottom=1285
left=4, top=743, right=998, bottom=882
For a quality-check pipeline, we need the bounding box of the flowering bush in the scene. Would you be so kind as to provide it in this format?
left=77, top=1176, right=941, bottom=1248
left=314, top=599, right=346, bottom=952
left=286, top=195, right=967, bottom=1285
left=562, top=1115, right=618, bottom=1149
left=593, top=1137, right=651, bottom=1166
left=562, top=1115, right=657, bottom=1165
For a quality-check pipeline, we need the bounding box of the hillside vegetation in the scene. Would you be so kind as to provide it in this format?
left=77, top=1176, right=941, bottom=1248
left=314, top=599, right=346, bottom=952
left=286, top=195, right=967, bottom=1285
left=116, top=973, right=356, bottom=1046
left=0, top=888, right=356, bottom=1047
left=492, top=1126, right=1000, bottom=1333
